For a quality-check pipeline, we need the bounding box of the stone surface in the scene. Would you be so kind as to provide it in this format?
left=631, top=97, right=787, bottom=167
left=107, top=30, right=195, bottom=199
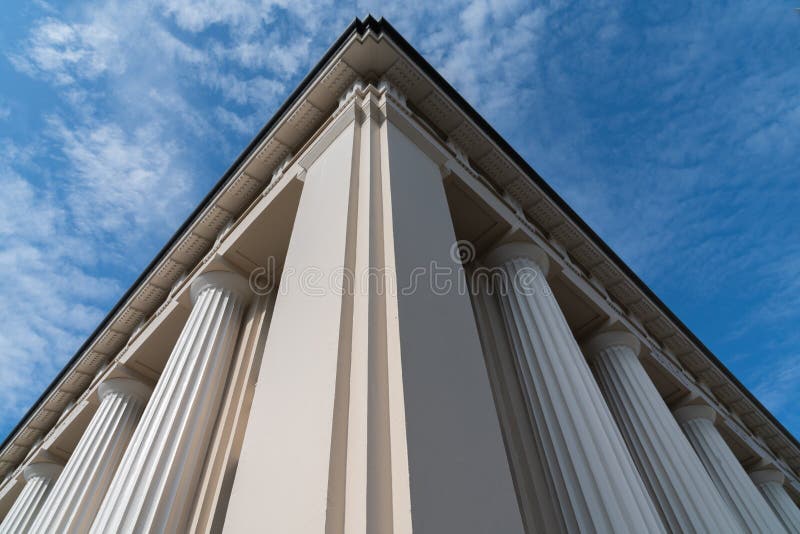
left=90, top=271, right=251, bottom=533
left=750, top=469, right=800, bottom=533
left=674, top=405, right=786, bottom=533
left=585, top=331, right=742, bottom=533
left=0, top=462, right=62, bottom=534
left=30, top=378, right=151, bottom=534
left=482, top=242, right=665, bottom=533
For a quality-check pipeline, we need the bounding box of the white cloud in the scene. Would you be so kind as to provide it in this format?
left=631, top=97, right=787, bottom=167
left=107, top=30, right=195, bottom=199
left=215, top=106, right=260, bottom=136
left=0, top=152, right=121, bottom=417
left=9, top=17, right=121, bottom=85
left=753, top=354, right=800, bottom=431
left=48, top=117, right=192, bottom=240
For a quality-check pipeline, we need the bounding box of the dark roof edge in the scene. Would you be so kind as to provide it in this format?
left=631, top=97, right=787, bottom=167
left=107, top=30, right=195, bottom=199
left=365, top=16, right=800, bottom=451
left=0, top=17, right=369, bottom=455
left=4, top=15, right=797, bottom=461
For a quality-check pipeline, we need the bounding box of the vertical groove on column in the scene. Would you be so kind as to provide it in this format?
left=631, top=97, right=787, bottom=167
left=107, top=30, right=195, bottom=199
left=590, top=342, right=742, bottom=533
left=90, top=276, right=248, bottom=534
left=680, top=416, right=786, bottom=532
left=492, top=254, right=664, bottom=533
left=752, top=478, right=800, bottom=532
left=470, top=286, right=568, bottom=533
left=0, top=464, right=61, bottom=534
left=30, top=380, right=149, bottom=534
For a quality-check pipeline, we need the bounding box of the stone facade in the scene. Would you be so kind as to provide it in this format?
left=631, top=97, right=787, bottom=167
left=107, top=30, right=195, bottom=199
left=0, top=17, right=798, bottom=533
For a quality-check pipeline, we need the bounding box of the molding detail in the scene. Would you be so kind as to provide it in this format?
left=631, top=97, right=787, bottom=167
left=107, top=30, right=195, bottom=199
left=97, top=378, right=153, bottom=404
left=338, top=79, right=366, bottom=108
left=482, top=241, right=550, bottom=277
left=583, top=330, right=641, bottom=359
left=377, top=77, right=407, bottom=106
left=673, top=405, right=717, bottom=425
left=189, top=271, right=252, bottom=306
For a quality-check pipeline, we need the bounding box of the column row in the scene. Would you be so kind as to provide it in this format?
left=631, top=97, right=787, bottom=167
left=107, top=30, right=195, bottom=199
left=0, top=270, right=252, bottom=533
left=479, top=241, right=800, bottom=533
left=2, top=241, right=799, bottom=533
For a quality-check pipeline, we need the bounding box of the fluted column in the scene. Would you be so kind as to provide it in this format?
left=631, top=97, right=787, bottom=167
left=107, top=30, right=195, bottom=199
left=30, top=378, right=152, bottom=533
left=674, top=405, right=786, bottom=532
left=0, top=462, right=62, bottom=534
left=90, top=270, right=251, bottom=533
left=584, top=331, right=742, bottom=533
left=483, top=242, right=664, bottom=533
left=749, top=468, right=800, bottom=533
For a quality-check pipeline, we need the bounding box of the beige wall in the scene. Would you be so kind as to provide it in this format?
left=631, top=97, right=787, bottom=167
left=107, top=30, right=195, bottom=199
left=223, top=93, right=521, bottom=532
left=383, top=120, right=522, bottom=533
left=223, top=115, right=359, bottom=533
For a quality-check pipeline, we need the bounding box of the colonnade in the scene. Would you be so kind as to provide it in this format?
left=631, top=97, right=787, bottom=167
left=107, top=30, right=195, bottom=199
left=1, top=238, right=798, bottom=532
left=0, top=270, right=251, bottom=533
left=477, top=241, right=799, bottom=533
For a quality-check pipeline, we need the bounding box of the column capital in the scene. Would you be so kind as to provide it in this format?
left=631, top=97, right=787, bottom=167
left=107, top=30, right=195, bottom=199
left=23, top=461, right=62, bottom=482
left=749, top=468, right=785, bottom=486
left=482, top=241, right=550, bottom=276
left=582, top=330, right=641, bottom=359
left=190, top=270, right=252, bottom=305
left=673, top=404, right=717, bottom=425
left=98, top=377, right=152, bottom=403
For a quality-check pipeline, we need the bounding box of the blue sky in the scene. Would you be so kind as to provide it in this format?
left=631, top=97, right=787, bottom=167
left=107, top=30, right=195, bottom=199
left=0, top=0, right=798, bottom=445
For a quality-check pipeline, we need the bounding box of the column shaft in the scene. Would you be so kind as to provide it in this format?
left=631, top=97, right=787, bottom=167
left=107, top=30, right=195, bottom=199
left=30, top=378, right=151, bottom=533
left=675, top=406, right=786, bottom=533
left=750, top=469, right=800, bottom=533
left=585, top=333, right=742, bottom=533
left=0, top=462, right=62, bottom=534
left=90, top=271, right=250, bottom=533
left=484, top=243, right=664, bottom=533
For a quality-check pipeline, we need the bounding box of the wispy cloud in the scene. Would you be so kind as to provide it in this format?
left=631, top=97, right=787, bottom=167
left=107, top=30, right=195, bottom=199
left=8, top=17, right=121, bottom=85
left=0, top=142, right=120, bottom=415
left=754, top=353, right=800, bottom=434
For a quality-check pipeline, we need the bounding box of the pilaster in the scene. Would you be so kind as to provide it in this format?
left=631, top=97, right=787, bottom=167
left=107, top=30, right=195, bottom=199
left=225, top=83, right=522, bottom=533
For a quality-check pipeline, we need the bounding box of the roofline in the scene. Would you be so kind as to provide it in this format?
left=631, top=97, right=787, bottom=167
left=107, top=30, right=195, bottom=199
left=4, top=15, right=797, bottom=457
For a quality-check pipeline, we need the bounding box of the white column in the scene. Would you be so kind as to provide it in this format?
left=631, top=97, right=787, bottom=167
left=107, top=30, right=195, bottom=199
left=749, top=468, right=800, bottom=533
left=0, top=462, right=62, bottom=534
left=584, top=331, right=742, bottom=533
left=674, top=405, right=787, bottom=533
left=482, top=242, right=665, bottom=533
left=30, top=378, right=152, bottom=534
left=90, top=270, right=251, bottom=533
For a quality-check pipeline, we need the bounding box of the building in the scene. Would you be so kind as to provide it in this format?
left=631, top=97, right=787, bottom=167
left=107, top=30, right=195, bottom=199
left=0, top=16, right=798, bottom=533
